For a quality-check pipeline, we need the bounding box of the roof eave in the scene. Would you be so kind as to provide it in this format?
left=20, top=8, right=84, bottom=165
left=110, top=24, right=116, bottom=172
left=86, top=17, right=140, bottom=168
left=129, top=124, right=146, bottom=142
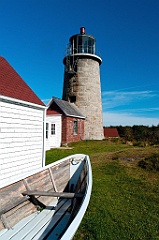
left=0, top=94, right=46, bottom=110
left=65, top=114, right=85, bottom=119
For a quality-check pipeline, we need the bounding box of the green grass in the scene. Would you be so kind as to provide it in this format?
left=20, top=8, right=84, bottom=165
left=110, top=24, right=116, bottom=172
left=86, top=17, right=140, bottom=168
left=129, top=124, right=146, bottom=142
left=46, top=140, right=130, bottom=164
left=75, top=163, right=159, bottom=240
left=45, top=141, right=159, bottom=240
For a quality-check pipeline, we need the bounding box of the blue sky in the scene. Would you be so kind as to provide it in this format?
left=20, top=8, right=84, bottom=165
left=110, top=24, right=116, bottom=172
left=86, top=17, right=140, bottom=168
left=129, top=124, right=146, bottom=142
left=0, top=0, right=159, bottom=126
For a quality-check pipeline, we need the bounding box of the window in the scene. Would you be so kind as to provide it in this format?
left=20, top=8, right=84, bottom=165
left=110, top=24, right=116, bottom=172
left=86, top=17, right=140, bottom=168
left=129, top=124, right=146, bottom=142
left=51, top=124, right=55, bottom=135
left=77, top=36, right=95, bottom=54
left=69, top=95, right=76, bottom=103
left=46, top=123, right=49, bottom=139
left=74, top=120, right=78, bottom=135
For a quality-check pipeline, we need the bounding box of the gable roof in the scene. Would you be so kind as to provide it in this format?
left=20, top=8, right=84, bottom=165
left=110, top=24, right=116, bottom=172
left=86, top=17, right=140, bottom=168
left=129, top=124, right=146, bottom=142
left=47, top=97, right=85, bottom=119
left=0, top=57, right=45, bottom=106
left=103, top=127, right=119, bottom=138
left=47, top=109, right=61, bottom=115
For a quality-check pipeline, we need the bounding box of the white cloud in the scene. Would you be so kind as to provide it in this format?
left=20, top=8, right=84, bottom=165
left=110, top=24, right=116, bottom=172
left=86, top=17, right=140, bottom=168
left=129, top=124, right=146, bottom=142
left=103, top=112, right=159, bottom=126
left=126, top=107, right=159, bottom=113
left=102, top=90, right=157, bottom=97
left=102, top=90, right=157, bottom=109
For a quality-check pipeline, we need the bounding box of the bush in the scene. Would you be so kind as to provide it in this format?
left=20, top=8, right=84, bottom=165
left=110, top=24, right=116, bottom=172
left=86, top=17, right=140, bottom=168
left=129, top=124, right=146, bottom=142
left=138, top=154, right=159, bottom=171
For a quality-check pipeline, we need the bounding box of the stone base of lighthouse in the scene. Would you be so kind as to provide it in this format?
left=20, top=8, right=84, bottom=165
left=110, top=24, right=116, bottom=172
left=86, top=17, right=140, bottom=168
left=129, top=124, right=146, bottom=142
left=63, top=57, right=104, bottom=140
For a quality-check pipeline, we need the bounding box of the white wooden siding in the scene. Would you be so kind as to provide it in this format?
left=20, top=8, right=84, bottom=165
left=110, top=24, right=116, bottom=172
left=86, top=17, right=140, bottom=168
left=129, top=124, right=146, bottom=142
left=46, top=115, right=62, bottom=150
left=0, top=99, right=45, bottom=188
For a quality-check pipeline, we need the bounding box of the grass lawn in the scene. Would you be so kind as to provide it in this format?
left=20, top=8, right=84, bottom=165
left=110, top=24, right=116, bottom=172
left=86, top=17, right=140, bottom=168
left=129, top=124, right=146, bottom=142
left=45, top=141, right=159, bottom=240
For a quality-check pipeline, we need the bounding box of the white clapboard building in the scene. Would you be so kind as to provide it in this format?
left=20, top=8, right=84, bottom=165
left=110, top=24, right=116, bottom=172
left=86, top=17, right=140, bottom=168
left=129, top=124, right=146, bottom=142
left=45, top=107, right=62, bottom=150
left=0, top=57, right=46, bottom=188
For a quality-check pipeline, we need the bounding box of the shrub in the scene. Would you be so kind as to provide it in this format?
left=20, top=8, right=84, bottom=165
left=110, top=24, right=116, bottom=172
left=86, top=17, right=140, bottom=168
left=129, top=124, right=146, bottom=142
left=138, top=154, right=159, bottom=171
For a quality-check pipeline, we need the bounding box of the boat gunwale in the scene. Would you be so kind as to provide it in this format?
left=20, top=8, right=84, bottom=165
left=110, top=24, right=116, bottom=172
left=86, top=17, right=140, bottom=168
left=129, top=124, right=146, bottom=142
left=60, top=154, right=92, bottom=239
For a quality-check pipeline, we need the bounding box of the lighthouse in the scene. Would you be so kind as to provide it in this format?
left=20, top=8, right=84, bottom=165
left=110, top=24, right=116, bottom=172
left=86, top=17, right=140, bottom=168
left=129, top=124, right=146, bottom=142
left=62, top=27, right=104, bottom=140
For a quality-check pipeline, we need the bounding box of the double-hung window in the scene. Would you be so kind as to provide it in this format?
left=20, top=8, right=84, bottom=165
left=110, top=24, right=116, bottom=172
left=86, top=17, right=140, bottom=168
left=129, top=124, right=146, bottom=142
left=51, top=124, right=55, bottom=135
left=46, top=123, right=49, bottom=139
left=74, top=120, right=78, bottom=135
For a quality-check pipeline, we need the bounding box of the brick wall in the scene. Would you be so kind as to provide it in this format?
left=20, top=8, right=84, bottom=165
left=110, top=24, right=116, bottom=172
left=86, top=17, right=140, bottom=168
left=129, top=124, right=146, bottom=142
left=62, top=116, right=84, bottom=145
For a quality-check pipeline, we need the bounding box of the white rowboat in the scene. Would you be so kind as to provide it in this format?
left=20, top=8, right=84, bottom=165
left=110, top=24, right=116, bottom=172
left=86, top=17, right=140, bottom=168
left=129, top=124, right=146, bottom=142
left=0, top=154, right=92, bottom=240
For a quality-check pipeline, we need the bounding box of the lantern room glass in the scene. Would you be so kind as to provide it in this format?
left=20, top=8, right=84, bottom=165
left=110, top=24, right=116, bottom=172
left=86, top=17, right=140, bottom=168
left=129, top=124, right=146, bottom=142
left=71, top=35, right=95, bottom=55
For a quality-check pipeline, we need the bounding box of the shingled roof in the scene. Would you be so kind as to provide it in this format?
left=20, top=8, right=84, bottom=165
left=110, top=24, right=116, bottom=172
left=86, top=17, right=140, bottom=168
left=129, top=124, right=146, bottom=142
left=47, top=97, right=85, bottom=118
left=0, top=57, right=45, bottom=106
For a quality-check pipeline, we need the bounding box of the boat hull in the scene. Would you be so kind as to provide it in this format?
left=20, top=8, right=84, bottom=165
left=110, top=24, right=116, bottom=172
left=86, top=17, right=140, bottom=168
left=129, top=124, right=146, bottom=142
left=0, top=154, right=92, bottom=239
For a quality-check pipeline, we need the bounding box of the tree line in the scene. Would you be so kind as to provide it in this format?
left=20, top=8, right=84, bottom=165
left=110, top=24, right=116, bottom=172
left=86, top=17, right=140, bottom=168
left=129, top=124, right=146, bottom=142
left=116, top=125, right=159, bottom=146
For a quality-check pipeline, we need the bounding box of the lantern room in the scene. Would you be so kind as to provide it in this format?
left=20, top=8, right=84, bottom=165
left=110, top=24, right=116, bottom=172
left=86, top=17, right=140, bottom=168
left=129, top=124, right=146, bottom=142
left=70, top=27, right=95, bottom=54
left=64, top=27, right=102, bottom=66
